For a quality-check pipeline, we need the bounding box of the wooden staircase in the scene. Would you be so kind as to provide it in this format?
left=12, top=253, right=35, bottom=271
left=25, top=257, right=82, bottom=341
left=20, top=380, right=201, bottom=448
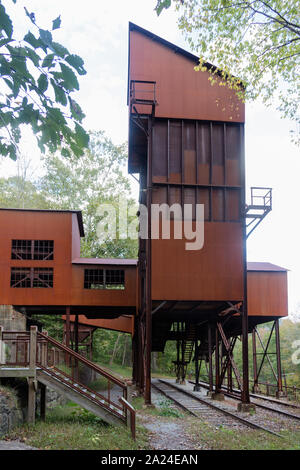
left=0, top=326, right=135, bottom=438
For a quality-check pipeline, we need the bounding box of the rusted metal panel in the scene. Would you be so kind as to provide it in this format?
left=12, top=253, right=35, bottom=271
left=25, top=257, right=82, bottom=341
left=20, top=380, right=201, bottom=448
left=0, top=209, right=137, bottom=310
left=71, top=264, right=137, bottom=307
left=149, top=117, right=244, bottom=302
left=0, top=209, right=74, bottom=306
left=247, top=271, right=288, bottom=317
left=62, top=314, right=134, bottom=335
left=151, top=119, right=242, bottom=187
left=129, top=27, right=245, bottom=123
left=151, top=222, right=244, bottom=301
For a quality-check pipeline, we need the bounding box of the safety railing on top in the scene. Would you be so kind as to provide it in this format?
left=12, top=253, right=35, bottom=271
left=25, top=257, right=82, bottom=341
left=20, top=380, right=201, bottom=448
left=0, top=328, right=132, bottom=425
left=250, top=187, right=272, bottom=210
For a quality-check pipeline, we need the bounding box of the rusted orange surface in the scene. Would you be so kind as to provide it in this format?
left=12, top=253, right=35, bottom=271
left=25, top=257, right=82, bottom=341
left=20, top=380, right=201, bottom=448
left=0, top=209, right=137, bottom=309
left=247, top=270, right=288, bottom=317
left=151, top=222, right=244, bottom=301
left=0, top=209, right=74, bottom=305
left=62, top=314, right=134, bottom=335
left=71, top=264, right=137, bottom=307
left=129, top=27, right=245, bottom=123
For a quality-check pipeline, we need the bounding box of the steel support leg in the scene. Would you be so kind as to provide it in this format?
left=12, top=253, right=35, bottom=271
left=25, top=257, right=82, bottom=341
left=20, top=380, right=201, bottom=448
left=208, top=323, right=214, bottom=393
left=144, top=117, right=152, bottom=405
left=252, top=329, right=258, bottom=393
left=241, top=303, right=250, bottom=404
left=215, top=326, right=221, bottom=393
left=275, top=320, right=283, bottom=397
left=194, top=340, right=201, bottom=391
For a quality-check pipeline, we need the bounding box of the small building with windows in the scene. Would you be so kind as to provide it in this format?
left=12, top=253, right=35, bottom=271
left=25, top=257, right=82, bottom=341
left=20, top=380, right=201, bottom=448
left=0, top=208, right=137, bottom=318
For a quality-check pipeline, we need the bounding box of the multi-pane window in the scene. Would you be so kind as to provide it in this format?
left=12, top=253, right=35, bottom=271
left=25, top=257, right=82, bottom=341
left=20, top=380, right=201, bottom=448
left=10, top=268, right=54, bottom=288
left=11, top=240, right=54, bottom=260
left=84, top=269, right=125, bottom=290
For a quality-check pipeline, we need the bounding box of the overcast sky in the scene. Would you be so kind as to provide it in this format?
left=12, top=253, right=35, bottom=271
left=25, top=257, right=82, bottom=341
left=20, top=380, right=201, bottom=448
left=1, top=0, right=299, bottom=315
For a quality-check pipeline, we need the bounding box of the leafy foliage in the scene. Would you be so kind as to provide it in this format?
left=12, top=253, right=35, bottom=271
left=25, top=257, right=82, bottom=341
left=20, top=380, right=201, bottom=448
left=40, top=131, right=138, bottom=259
left=155, top=0, right=300, bottom=142
left=0, top=0, right=89, bottom=160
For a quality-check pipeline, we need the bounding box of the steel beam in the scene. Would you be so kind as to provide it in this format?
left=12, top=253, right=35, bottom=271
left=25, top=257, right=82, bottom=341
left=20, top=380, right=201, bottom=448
left=275, top=320, right=283, bottom=396
left=208, top=323, right=214, bottom=392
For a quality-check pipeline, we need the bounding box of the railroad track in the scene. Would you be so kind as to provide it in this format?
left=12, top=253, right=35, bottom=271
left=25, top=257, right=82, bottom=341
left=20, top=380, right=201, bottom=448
left=189, top=380, right=300, bottom=423
left=152, top=379, right=283, bottom=437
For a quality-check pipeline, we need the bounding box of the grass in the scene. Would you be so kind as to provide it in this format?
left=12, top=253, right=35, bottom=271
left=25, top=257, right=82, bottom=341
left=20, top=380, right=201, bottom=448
left=4, top=402, right=150, bottom=450
left=95, top=362, right=176, bottom=382
left=186, top=418, right=300, bottom=450
left=132, top=396, right=184, bottom=419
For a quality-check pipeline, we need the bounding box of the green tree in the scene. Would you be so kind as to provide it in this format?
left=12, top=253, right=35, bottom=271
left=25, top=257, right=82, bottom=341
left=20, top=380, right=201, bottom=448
left=0, top=175, right=48, bottom=208
left=0, top=0, right=89, bottom=160
left=40, top=131, right=138, bottom=259
left=155, top=0, right=300, bottom=141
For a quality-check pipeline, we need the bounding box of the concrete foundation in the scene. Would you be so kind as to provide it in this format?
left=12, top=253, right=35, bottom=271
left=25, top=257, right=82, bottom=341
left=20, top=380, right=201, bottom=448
left=211, top=392, right=225, bottom=401
left=237, top=402, right=256, bottom=413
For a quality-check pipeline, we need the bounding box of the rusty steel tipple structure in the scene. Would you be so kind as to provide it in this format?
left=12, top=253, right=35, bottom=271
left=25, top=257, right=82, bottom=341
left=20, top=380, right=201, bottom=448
left=127, top=23, right=288, bottom=405
left=0, top=24, right=288, bottom=412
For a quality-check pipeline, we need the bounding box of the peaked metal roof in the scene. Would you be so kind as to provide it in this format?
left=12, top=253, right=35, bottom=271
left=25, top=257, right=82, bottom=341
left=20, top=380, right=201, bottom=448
left=247, top=262, right=288, bottom=272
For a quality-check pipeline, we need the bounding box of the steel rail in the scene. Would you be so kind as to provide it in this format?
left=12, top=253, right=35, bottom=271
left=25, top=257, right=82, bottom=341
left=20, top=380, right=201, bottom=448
left=155, top=379, right=282, bottom=437
left=190, top=380, right=300, bottom=419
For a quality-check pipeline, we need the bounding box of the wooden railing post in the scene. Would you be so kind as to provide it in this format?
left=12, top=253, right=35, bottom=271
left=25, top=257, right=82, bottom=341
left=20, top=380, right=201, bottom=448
left=119, top=397, right=136, bottom=440
left=41, top=330, right=48, bottom=367
left=27, top=326, right=37, bottom=424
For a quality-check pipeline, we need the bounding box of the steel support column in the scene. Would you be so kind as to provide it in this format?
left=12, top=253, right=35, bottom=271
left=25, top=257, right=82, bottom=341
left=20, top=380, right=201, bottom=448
left=144, top=117, right=153, bottom=405
left=194, top=340, right=200, bottom=391
left=208, top=323, right=214, bottom=392
left=215, top=326, right=221, bottom=393
left=252, top=329, right=258, bottom=393
left=241, top=123, right=251, bottom=404
left=132, top=316, right=139, bottom=385
left=275, top=320, right=283, bottom=396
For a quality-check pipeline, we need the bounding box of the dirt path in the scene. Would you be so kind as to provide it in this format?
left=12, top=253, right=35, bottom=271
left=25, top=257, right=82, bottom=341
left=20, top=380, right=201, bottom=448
left=138, top=414, right=205, bottom=450
left=137, top=388, right=206, bottom=450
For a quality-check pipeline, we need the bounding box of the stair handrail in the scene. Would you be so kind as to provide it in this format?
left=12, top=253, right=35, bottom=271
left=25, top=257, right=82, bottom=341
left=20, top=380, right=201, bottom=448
left=37, top=331, right=127, bottom=390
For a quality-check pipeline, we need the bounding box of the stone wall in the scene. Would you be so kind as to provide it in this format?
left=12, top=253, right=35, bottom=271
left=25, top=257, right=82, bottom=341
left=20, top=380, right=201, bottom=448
left=0, top=305, right=26, bottom=331
left=36, top=386, right=67, bottom=409
left=0, top=386, right=23, bottom=437
left=0, top=382, right=67, bottom=437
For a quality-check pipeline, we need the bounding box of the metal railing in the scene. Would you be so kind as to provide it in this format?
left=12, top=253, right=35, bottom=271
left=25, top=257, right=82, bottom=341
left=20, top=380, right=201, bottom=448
left=0, top=326, right=136, bottom=437
left=130, top=80, right=157, bottom=116
left=250, top=187, right=272, bottom=210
